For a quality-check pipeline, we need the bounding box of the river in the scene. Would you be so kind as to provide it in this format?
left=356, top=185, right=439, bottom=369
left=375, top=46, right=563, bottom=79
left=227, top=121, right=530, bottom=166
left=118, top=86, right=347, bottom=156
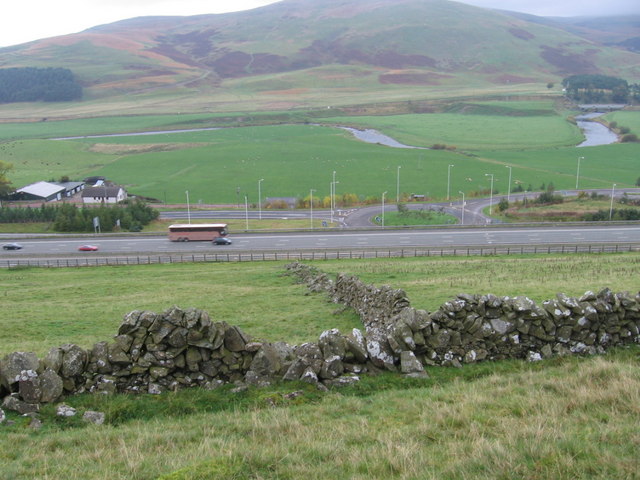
left=54, top=115, right=618, bottom=148
left=575, top=112, right=618, bottom=147
left=336, top=127, right=425, bottom=149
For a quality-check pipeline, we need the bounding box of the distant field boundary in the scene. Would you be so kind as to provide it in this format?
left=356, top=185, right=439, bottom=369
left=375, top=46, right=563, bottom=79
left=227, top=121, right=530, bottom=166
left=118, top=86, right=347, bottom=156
left=3, top=243, right=639, bottom=268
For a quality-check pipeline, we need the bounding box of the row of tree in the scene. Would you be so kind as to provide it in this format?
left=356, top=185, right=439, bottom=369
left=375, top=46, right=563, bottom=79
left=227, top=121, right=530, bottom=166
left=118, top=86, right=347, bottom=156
left=0, top=67, right=82, bottom=103
left=0, top=200, right=158, bottom=232
left=562, top=74, right=640, bottom=104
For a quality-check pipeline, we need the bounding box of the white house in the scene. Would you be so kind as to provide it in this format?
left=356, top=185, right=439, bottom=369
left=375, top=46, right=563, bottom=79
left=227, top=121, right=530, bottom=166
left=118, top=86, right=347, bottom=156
left=81, top=186, right=127, bottom=204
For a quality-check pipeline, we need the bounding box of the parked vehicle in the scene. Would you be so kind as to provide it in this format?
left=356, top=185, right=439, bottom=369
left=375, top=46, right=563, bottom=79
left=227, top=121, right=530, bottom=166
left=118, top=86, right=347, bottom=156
left=2, top=243, right=23, bottom=250
left=78, top=245, right=99, bottom=251
left=213, top=237, right=232, bottom=245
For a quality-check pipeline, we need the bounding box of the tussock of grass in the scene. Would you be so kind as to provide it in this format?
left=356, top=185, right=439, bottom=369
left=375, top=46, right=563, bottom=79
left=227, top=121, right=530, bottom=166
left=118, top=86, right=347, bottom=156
left=2, top=349, right=637, bottom=479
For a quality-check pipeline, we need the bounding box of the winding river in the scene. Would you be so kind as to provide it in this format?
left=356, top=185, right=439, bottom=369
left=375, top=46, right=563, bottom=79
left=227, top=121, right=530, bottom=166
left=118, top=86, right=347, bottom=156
left=575, top=112, right=618, bottom=147
left=55, top=114, right=618, bottom=148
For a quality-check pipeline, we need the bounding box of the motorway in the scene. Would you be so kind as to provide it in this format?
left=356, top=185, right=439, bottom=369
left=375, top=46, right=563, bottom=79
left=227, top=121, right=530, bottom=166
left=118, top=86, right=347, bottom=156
left=2, top=224, right=640, bottom=259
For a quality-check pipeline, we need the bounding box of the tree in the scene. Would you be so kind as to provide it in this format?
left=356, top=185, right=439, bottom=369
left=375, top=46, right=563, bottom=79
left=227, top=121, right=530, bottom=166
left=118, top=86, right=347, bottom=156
left=0, top=160, right=14, bottom=205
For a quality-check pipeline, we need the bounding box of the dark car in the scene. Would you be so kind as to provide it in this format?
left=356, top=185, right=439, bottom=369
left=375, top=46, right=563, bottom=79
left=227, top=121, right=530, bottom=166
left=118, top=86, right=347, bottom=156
left=213, top=237, right=232, bottom=245
left=78, top=245, right=99, bottom=251
left=2, top=243, right=23, bottom=250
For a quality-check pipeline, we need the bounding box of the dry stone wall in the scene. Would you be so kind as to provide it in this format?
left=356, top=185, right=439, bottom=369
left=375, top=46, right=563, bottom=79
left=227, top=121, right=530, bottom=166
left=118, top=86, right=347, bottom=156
left=1, top=261, right=639, bottom=418
left=285, top=262, right=640, bottom=368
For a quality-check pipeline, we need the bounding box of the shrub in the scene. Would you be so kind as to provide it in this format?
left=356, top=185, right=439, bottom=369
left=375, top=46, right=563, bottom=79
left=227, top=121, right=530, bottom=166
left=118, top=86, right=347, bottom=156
left=535, top=191, right=563, bottom=205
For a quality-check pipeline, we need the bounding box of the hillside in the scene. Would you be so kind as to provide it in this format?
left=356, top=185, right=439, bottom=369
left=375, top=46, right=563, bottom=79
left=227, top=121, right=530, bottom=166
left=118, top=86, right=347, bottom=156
left=0, top=0, right=639, bottom=117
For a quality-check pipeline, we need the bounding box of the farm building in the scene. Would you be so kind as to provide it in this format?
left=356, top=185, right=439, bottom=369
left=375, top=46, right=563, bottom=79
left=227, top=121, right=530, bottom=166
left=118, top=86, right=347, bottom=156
left=57, top=181, right=85, bottom=197
left=13, top=181, right=67, bottom=202
left=81, top=186, right=127, bottom=204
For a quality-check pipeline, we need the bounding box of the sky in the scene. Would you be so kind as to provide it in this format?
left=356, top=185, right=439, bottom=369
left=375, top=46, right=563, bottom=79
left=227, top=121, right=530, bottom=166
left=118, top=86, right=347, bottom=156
left=1, top=0, right=639, bottom=48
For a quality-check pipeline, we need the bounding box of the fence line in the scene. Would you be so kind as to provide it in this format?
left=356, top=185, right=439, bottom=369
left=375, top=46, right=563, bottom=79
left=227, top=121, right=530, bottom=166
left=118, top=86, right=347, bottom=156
left=2, top=243, right=640, bottom=269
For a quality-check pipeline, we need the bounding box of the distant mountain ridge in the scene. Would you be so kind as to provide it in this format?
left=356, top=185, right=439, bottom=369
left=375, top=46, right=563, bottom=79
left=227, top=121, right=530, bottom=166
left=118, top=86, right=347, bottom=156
left=0, top=0, right=639, bottom=109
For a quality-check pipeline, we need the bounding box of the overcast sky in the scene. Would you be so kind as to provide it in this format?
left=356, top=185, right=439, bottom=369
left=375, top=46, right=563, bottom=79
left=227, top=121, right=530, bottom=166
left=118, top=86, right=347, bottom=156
left=1, top=0, right=638, bottom=48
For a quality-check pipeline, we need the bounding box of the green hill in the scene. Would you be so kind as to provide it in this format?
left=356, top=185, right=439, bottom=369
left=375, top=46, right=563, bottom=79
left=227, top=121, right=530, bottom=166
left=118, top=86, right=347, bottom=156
left=1, top=0, right=639, bottom=118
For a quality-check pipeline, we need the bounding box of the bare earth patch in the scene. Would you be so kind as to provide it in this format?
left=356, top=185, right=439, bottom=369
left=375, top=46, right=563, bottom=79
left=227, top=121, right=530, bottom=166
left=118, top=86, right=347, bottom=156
left=87, top=143, right=208, bottom=155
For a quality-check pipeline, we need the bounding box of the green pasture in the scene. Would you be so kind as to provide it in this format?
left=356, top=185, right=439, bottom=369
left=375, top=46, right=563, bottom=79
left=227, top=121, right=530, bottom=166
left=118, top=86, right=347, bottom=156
left=605, top=110, right=640, bottom=133
left=320, top=105, right=583, bottom=150
left=0, top=261, right=362, bottom=356
left=2, top=253, right=640, bottom=358
left=1, top=106, right=639, bottom=204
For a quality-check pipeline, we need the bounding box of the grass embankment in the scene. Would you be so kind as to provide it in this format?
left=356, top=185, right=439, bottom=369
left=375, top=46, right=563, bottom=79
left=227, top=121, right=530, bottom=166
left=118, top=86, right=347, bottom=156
left=494, top=195, right=640, bottom=222
left=1, top=254, right=640, bottom=478
left=372, top=204, right=457, bottom=226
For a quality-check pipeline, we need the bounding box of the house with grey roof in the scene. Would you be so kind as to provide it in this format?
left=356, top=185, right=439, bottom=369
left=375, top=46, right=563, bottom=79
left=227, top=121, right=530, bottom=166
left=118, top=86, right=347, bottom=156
left=81, top=186, right=127, bottom=204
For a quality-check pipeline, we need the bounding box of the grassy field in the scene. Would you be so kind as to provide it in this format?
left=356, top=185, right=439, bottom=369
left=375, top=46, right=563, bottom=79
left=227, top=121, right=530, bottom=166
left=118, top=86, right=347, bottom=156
left=1, top=254, right=639, bottom=479
left=320, top=105, right=583, bottom=150
left=5, top=253, right=640, bottom=356
left=2, top=104, right=639, bottom=206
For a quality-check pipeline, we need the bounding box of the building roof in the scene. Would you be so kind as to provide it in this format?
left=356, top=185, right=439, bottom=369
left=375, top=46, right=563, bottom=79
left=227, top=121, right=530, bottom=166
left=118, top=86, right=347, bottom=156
left=81, top=186, right=125, bottom=198
left=16, top=181, right=66, bottom=198
left=55, top=181, right=84, bottom=191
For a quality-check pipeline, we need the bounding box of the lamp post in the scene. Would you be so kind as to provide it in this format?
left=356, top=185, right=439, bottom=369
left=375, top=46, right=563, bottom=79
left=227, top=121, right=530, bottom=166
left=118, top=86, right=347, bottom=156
left=244, top=195, right=249, bottom=231
left=576, top=156, right=584, bottom=190
left=331, top=171, right=336, bottom=223
left=485, top=173, right=494, bottom=215
left=609, top=183, right=616, bottom=220
left=396, top=165, right=401, bottom=204
left=505, top=165, right=512, bottom=203
left=310, top=188, right=316, bottom=229
left=185, top=190, right=191, bottom=224
left=331, top=180, right=339, bottom=224
left=382, top=191, right=387, bottom=228
left=258, top=178, right=264, bottom=220
left=459, top=191, right=465, bottom=225
left=447, top=164, right=454, bottom=202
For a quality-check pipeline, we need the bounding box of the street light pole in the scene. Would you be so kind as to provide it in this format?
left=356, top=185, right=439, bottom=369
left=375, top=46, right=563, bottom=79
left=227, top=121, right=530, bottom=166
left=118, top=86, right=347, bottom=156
left=382, top=191, right=387, bottom=227
left=258, top=178, right=264, bottom=220
left=185, top=190, right=191, bottom=224
left=576, top=156, right=584, bottom=190
left=310, top=188, right=315, bottom=229
left=505, top=165, right=512, bottom=203
left=485, top=173, right=494, bottom=215
left=458, top=191, right=465, bottom=225
left=244, top=195, right=249, bottom=231
left=330, top=181, right=333, bottom=224
left=447, top=164, right=454, bottom=202
left=331, top=170, right=336, bottom=223
left=396, top=165, right=401, bottom=204
left=609, top=183, right=616, bottom=220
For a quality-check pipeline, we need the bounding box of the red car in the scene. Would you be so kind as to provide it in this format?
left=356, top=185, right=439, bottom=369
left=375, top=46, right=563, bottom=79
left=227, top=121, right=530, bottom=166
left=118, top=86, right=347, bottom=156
left=78, top=245, right=99, bottom=251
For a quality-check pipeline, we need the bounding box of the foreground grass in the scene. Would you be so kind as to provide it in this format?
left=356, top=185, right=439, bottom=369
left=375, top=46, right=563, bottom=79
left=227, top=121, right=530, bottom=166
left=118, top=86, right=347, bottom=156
left=1, top=254, right=639, bottom=479
left=2, top=253, right=640, bottom=356
left=1, top=348, right=638, bottom=479
left=0, top=262, right=362, bottom=356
